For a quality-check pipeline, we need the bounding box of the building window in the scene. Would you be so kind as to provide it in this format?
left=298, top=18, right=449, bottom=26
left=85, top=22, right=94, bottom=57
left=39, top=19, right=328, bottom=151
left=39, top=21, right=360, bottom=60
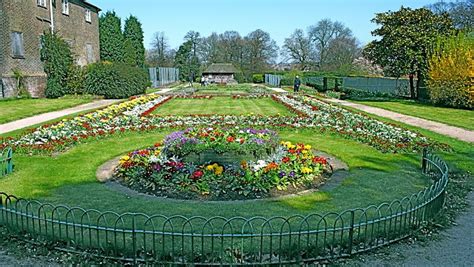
left=39, top=35, right=45, bottom=51
left=62, top=0, right=69, bottom=15
left=86, top=44, right=94, bottom=64
left=11, top=32, right=25, bottom=58
left=85, top=9, right=92, bottom=23
left=37, top=0, right=47, bottom=8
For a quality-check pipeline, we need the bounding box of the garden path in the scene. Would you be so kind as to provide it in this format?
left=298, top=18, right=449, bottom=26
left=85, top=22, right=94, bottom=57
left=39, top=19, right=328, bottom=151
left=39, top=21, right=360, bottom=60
left=326, top=99, right=474, bottom=143
left=268, top=87, right=287, bottom=93
left=155, top=88, right=175, bottom=94
left=350, top=191, right=474, bottom=266
left=0, top=99, right=120, bottom=134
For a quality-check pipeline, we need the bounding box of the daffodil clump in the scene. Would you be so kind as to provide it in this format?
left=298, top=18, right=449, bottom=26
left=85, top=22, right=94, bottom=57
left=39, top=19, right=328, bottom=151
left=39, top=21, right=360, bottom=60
left=115, top=127, right=330, bottom=200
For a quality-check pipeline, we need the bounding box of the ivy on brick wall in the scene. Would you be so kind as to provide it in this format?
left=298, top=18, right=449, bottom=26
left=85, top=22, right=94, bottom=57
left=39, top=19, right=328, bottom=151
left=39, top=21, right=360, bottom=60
left=40, top=32, right=74, bottom=98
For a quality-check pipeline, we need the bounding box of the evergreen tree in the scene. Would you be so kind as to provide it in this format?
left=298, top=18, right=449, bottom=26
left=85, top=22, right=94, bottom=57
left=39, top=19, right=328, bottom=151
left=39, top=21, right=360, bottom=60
left=174, top=40, right=201, bottom=81
left=124, top=15, right=146, bottom=67
left=99, top=11, right=124, bottom=63
left=363, top=7, right=454, bottom=98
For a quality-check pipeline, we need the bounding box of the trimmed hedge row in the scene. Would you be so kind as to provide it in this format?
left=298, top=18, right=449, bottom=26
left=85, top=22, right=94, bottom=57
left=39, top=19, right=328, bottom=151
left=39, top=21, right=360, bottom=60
left=85, top=62, right=149, bottom=99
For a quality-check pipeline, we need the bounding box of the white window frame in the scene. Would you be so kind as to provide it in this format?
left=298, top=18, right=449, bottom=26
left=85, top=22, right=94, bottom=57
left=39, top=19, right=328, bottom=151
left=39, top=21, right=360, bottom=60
left=37, top=0, right=47, bottom=8
left=62, top=0, right=70, bottom=15
left=85, top=9, right=92, bottom=23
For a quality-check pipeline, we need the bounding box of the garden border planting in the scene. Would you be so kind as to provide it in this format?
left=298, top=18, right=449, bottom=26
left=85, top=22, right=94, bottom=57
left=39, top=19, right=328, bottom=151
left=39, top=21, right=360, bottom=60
left=0, top=150, right=448, bottom=265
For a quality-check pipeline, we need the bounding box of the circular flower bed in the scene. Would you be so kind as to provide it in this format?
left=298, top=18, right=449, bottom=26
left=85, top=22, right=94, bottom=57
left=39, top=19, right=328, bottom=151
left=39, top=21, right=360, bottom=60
left=114, top=127, right=331, bottom=200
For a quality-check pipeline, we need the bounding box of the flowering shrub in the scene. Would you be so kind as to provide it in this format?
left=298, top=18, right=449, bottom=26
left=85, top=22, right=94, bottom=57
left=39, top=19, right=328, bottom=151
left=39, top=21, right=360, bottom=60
left=115, top=128, right=330, bottom=200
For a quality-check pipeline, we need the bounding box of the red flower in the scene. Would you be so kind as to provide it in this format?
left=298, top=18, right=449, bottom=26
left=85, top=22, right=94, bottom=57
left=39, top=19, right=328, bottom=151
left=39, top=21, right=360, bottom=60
left=226, top=136, right=235, bottom=143
left=191, top=170, right=204, bottom=181
left=312, top=156, right=327, bottom=165
left=282, top=157, right=290, bottom=163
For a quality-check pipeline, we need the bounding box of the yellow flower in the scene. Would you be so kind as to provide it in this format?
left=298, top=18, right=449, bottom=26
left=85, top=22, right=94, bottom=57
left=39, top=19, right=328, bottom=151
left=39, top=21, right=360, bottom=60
left=301, top=167, right=313, bottom=174
left=304, top=145, right=312, bottom=150
left=119, top=155, right=130, bottom=164
left=302, top=150, right=309, bottom=154
left=206, top=165, right=215, bottom=171
left=215, top=166, right=224, bottom=176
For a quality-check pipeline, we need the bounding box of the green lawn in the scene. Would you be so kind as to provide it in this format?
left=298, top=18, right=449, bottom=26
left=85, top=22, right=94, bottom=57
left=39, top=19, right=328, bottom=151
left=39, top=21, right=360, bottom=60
left=0, top=129, right=430, bottom=218
left=354, top=100, right=474, bottom=130
left=0, top=95, right=94, bottom=124
left=0, top=97, right=472, bottom=219
left=153, top=97, right=294, bottom=116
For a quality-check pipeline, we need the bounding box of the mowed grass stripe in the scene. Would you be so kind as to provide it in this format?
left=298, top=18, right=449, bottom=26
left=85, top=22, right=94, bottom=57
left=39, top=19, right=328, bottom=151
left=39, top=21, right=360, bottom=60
left=152, top=97, right=294, bottom=116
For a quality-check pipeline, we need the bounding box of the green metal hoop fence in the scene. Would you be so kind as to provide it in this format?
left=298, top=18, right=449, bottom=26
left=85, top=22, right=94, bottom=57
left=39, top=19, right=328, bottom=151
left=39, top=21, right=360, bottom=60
left=0, top=150, right=448, bottom=265
left=0, top=147, right=13, bottom=177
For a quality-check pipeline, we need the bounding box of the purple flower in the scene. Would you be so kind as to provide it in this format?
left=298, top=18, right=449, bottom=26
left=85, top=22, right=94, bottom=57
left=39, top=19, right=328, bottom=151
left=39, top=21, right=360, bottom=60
left=289, top=171, right=296, bottom=177
left=279, top=171, right=286, bottom=178
left=152, top=164, right=162, bottom=172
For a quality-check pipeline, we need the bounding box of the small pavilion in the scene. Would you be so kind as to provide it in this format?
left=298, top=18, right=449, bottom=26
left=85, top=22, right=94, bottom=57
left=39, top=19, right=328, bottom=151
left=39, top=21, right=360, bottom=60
left=202, top=63, right=238, bottom=85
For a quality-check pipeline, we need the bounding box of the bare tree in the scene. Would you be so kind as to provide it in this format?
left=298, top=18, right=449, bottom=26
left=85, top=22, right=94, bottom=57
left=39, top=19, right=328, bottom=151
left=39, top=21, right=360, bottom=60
left=148, top=32, right=172, bottom=67
left=324, top=36, right=361, bottom=72
left=184, top=30, right=201, bottom=58
left=308, top=19, right=352, bottom=69
left=428, top=0, right=474, bottom=29
left=200, top=32, right=221, bottom=64
left=243, top=29, right=278, bottom=74
left=282, top=29, right=314, bottom=70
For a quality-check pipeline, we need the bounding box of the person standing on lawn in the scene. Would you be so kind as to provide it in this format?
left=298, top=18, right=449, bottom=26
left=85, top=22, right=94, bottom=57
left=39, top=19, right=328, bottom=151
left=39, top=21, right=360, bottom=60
left=294, top=75, right=301, bottom=93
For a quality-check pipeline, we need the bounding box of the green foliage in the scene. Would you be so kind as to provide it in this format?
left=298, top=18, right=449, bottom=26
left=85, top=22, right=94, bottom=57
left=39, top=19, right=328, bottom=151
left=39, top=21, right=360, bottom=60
left=234, top=71, right=247, bottom=83
left=84, top=62, right=148, bottom=99
left=174, top=41, right=201, bottom=81
left=363, top=7, right=454, bottom=97
left=252, top=74, right=264, bottom=83
left=99, top=11, right=125, bottom=63
left=40, top=32, right=74, bottom=98
left=123, top=16, right=145, bottom=67
left=12, top=69, right=30, bottom=98
left=66, top=65, right=86, bottom=95
left=123, top=39, right=136, bottom=66
left=427, top=33, right=474, bottom=109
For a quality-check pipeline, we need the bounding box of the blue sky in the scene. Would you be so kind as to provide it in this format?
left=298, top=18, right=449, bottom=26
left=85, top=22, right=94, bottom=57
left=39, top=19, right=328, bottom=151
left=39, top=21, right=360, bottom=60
left=91, top=0, right=439, bottom=50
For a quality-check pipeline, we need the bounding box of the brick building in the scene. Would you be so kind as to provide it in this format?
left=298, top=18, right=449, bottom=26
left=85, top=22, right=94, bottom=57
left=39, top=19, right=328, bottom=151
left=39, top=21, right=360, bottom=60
left=0, top=0, right=100, bottom=98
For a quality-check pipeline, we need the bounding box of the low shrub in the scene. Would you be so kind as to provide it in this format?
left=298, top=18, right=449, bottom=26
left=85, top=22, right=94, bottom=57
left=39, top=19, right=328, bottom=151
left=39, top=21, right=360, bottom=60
left=341, top=87, right=398, bottom=100
left=66, top=65, right=86, bottom=95
left=85, top=61, right=148, bottom=99
left=252, top=74, right=264, bottom=83
left=427, top=33, right=474, bottom=109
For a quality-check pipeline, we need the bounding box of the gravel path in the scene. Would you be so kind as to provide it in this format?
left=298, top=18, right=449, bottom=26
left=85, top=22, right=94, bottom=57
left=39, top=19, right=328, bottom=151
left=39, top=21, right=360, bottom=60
left=352, top=192, right=474, bottom=266
left=0, top=99, right=120, bottom=134
left=325, top=98, right=474, bottom=143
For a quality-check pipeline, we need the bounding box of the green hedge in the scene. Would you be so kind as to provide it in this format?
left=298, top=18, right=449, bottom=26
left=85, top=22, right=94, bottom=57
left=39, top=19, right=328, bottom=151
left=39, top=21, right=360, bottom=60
left=252, top=74, right=264, bottom=83
left=85, top=62, right=148, bottom=99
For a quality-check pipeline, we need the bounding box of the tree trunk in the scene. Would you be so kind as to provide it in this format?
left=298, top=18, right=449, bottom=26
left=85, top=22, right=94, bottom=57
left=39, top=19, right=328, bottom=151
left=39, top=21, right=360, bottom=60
left=409, top=74, right=415, bottom=99
left=416, top=70, right=423, bottom=100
